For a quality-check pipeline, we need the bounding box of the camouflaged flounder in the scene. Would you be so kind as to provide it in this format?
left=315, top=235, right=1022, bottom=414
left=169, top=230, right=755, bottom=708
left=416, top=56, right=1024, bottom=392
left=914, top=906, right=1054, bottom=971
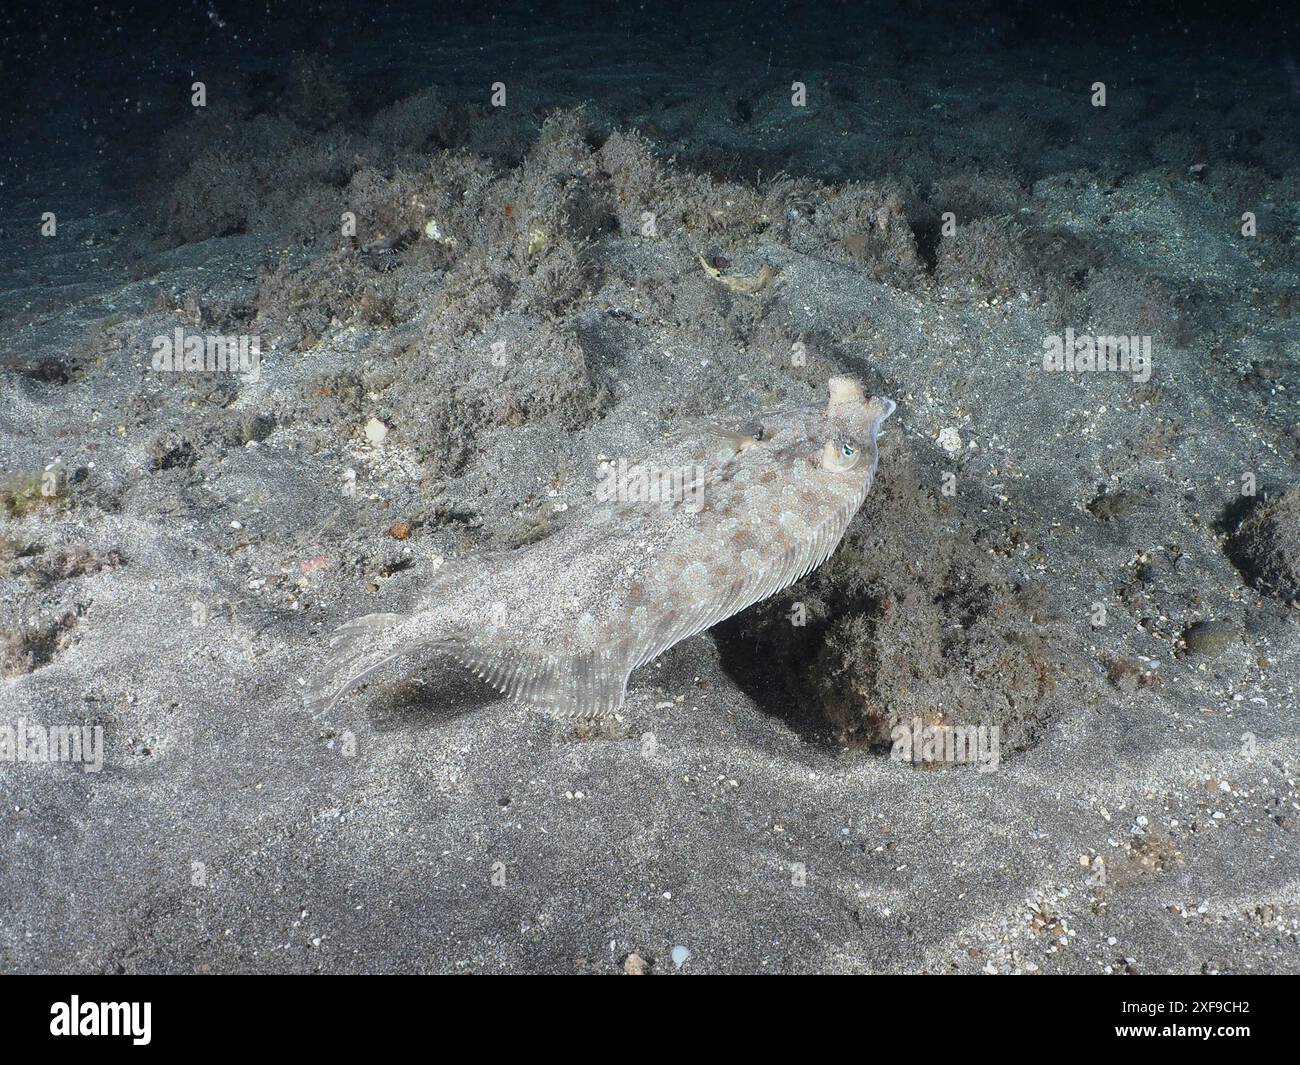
left=307, top=377, right=896, bottom=718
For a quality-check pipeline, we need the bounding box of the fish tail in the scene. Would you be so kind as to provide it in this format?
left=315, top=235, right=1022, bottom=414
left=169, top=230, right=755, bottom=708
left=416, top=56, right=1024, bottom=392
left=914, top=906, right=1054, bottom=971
left=303, top=612, right=409, bottom=717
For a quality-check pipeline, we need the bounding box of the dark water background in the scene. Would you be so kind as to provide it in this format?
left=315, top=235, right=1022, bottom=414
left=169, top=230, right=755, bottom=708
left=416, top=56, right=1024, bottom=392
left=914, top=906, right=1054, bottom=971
left=4, top=1, right=1298, bottom=214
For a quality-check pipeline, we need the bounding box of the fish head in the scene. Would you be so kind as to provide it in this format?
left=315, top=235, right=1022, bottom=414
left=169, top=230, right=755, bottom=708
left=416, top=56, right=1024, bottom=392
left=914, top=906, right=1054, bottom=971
left=715, top=377, right=895, bottom=496
left=817, top=376, right=895, bottom=479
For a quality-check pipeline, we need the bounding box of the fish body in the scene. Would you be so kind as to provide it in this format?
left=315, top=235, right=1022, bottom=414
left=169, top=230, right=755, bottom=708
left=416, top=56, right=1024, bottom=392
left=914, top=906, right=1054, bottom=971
left=307, top=377, right=895, bottom=717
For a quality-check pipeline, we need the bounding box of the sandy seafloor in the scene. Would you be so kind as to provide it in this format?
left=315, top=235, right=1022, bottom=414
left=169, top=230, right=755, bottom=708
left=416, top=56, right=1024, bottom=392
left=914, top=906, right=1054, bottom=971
left=1, top=2, right=1298, bottom=973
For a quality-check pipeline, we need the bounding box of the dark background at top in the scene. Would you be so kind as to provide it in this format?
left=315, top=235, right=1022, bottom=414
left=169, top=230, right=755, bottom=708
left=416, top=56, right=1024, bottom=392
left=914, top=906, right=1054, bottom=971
left=1, top=0, right=1297, bottom=207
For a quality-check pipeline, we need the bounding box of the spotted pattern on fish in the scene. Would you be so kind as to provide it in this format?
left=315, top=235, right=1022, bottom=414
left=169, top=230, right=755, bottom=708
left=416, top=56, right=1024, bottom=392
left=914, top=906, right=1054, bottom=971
left=306, top=377, right=896, bottom=718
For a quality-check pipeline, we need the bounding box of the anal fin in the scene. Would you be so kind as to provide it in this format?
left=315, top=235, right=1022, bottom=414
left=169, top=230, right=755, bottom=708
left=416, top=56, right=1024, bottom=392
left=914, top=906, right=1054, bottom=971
left=437, top=636, right=632, bottom=718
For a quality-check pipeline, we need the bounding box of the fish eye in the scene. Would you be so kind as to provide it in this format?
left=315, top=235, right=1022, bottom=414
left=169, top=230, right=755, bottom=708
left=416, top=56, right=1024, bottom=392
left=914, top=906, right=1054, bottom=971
left=821, top=438, right=862, bottom=471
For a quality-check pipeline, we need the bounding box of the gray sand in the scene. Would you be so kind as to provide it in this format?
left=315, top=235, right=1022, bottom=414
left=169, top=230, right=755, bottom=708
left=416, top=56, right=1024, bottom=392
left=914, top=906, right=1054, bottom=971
left=1, top=30, right=1297, bottom=974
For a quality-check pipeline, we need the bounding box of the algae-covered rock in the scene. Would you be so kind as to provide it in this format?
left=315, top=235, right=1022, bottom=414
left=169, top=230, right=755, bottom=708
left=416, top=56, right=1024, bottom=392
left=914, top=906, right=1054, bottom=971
left=1182, top=619, right=1238, bottom=657
left=1227, top=488, right=1300, bottom=604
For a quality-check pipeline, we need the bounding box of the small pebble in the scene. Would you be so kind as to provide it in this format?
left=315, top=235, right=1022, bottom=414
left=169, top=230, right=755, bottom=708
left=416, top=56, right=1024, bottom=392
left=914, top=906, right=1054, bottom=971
left=365, top=417, right=389, bottom=444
